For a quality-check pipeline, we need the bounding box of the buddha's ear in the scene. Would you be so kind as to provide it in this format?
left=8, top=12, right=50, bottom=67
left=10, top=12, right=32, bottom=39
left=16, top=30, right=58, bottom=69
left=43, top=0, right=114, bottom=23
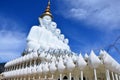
left=39, top=17, right=44, bottom=27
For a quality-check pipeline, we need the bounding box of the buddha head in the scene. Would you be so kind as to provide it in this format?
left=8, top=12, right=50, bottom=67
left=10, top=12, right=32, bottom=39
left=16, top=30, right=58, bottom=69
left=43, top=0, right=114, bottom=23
left=54, top=29, right=61, bottom=37
left=49, top=21, right=57, bottom=32
left=59, top=34, right=65, bottom=41
left=64, top=38, right=69, bottom=44
left=39, top=15, right=52, bottom=28
left=43, top=15, right=52, bottom=24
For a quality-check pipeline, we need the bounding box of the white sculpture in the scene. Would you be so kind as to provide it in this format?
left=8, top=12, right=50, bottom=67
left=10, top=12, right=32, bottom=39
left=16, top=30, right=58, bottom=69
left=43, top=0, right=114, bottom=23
left=37, top=64, right=42, bottom=73
left=66, top=56, right=75, bottom=71
left=27, top=26, right=41, bottom=51
left=88, top=50, right=101, bottom=80
left=57, top=56, right=65, bottom=80
left=77, top=54, right=87, bottom=80
left=59, top=34, right=65, bottom=41
left=77, top=53, right=87, bottom=70
left=49, top=60, right=57, bottom=79
left=37, top=64, right=42, bottom=79
left=39, top=16, right=52, bottom=28
left=46, top=53, right=51, bottom=61
left=3, top=1, right=120, bottom=80
left=54, top=28, right=61, bottom=37
left=88, top=50, right=101, bottom=68
left=64, top=38, right=69, bottom=44
left=49, top=21, right=57, bottom=31
left=27, top=16, right=70, bottom=51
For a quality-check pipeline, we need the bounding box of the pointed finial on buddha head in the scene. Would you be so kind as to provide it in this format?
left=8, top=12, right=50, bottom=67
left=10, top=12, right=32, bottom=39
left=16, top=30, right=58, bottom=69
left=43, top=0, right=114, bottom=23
left=39, top=0, right=53, bottom=27
left=40, top=0, right=53, bottom=18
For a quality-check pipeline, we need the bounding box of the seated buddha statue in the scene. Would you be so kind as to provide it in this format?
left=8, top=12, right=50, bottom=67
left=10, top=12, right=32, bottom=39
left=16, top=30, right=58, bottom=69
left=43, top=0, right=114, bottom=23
left=26, top=1, right=70, bottom=51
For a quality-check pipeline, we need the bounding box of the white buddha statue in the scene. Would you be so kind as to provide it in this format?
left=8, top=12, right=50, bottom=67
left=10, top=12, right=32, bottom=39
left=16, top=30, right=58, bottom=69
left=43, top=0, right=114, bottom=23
left=47, top=28, right=61, bottom=49
left=64, top=38, right=69, bottom=45
left=26, top=0, right=71, bottom=51
left=40, top=15, right=52, bottom=28
left=38, top=0, right=52, bottom=27
left=58, top=34, right=65, bottom=49
left=27, top=1, right=52, bottom=51
left=46, top=21, right=57, bottom=49
left=48, top=21, right=57, bottom=31
left=58, top=34, right=70, bottom=50
left=64, top=38, right=70, bottom=50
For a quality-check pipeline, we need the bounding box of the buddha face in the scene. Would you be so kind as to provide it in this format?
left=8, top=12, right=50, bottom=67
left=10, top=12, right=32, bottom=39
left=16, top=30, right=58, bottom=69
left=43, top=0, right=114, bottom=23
left=59, top=34, right=65, bottom=41
left=50, top=22, right=57, bottom=32
left=64, top=39, right=69, bottom=44
left=55, top=29, right=61, bottom=37
left=42, top=15, right=52, bottom=27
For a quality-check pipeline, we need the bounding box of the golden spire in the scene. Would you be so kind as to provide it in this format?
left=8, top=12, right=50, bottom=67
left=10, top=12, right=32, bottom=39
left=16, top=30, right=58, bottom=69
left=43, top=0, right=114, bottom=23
left=40, top=0, right=53, bottom=18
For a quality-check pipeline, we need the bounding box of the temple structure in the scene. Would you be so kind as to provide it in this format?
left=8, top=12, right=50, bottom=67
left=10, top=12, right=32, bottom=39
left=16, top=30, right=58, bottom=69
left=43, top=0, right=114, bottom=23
left=2, top=1, right=120, bottom=80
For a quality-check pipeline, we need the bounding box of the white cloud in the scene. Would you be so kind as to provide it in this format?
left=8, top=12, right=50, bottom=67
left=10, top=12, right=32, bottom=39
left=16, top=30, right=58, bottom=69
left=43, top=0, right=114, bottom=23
left=58, top=0, right=120, bottom=30
left=0, top=31, right=26, bottom=50
left=0, top=51, right=21, bottom=62
left=0, top=16, right=26, bottom=62
left=69, top=8, right=87, bottom=20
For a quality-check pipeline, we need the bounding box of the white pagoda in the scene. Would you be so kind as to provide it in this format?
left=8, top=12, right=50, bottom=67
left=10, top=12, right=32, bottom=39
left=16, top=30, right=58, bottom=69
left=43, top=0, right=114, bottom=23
left=2, top=1, right=120, bottom=80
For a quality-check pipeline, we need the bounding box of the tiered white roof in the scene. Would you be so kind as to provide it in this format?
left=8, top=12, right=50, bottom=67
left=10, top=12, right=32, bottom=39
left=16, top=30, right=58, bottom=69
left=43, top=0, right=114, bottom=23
left=3, top=50, right=120, bottom=78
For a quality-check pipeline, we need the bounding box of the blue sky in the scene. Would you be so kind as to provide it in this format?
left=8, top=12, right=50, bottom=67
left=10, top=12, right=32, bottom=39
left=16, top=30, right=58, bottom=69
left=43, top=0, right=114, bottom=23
left=0, top=0, right=120, bottom=63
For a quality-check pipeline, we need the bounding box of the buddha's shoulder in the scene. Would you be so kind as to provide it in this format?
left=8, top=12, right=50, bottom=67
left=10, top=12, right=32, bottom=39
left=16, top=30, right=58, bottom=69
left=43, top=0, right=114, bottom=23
left=31, top=25, right=41, bottom=30
left=30, top=26, right=45, bottom=32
